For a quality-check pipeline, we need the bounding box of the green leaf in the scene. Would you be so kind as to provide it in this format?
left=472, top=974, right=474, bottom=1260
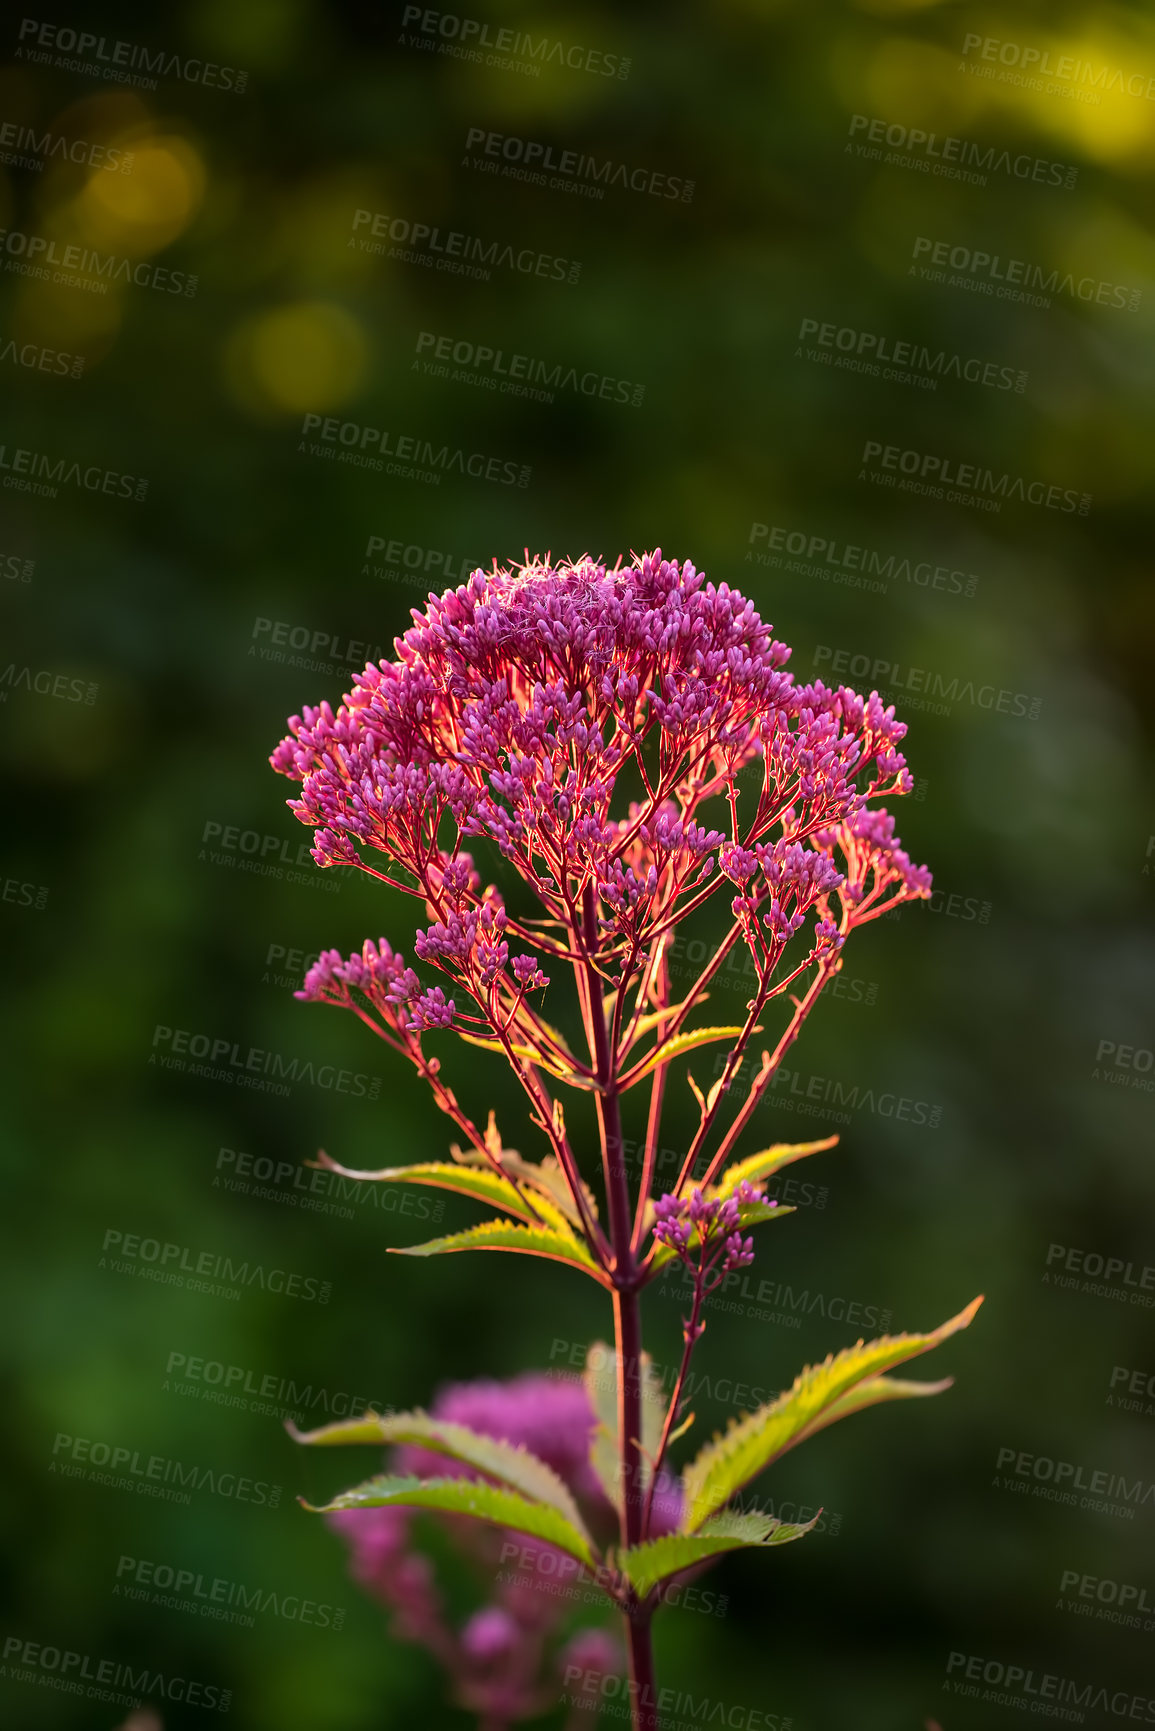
left=681, top=1297, right=983, bottom=1529
left=314, top=1156, right=563, bottom=1228
left=622, top=1026, right=754, bottom=1086
left=627, top=991, right=708, bottom=1046
left=710, top=1137, right=840, bottom=1201
left=458, top=1030, right=600, bottom=1090
left=289, top=1409, right=590, bottom=1538
left=618, top=1508, right=819, bottom=1598
left=584, top=1340, right=668, bottom=1512
left=482, top=1150, right=600, bottom=1230
left=803, top=1373, right=956, bottom=1440
left=391, top=1218, right=609, bottom=1285
left=646, top=1200, right=795, bottom=1273
left=306, top=1474, right=597, bottom=1569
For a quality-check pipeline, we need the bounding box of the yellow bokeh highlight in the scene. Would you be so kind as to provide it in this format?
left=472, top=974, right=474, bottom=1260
left=955, top=18, right=1155, bottom=171
left=13, top=274, right=123, bottom=358
left=851, top=0, right=952, bottom=16
left=72, top=134, right=205, bottom=255
left=225, top=301, right=368, bottom=415
left=865, top=35, right=983, bottom=127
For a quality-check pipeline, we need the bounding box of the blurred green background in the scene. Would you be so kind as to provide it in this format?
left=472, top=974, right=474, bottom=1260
left=3, top=0, right=1154, bottom=1726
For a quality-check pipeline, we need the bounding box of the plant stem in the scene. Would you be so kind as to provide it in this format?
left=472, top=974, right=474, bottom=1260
left=578, top=884, right=661, bottom=1728
left=610, top=1132, right=660, bottom=1729
left=612, top=1277, right=644, bottom=1545
left=643, top=1276, right=705, bottom=1533
left=613, top=1277, right=660, bottom=1730
left=626, top=1603, right=660, bottom=1731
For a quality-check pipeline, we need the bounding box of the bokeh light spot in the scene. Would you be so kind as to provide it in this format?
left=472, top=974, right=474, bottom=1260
left=226, top=301, right=368, bottom=415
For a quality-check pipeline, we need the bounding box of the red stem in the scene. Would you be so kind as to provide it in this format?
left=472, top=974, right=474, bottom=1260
left=642, top=1273, right=705, bottom=1535
left=579, top=884, right=660, bottom=1730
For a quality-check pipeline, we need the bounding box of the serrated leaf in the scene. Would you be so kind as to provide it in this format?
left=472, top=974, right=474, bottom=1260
left=623, top=1026, right=754, bottom=1087
left=458, top=1030, right=601, bottom=1090
left=314, top=1157, right=559, bottom=1228
left=490, top=1151, right=599, bottom=1229
left=306, top=1474, right=597, bottom=1568
left=681, top=1297, right=983, bottom=1529
left=627, top=991, right=708, bottom=1045
left=646, top=1201, right=795, bottom=1273
left=710, top=1137, right=839, bottom=1201
left=804, top=1373, right=956, bottom=1441
left=289, top=1409, right=590, bottom=1538
left=391, top=1217, right=609, bottom=1285
left=450, top=1140, right=598, bottom=1230
left=617, top=1508, right=819, bottom=1598
left=584, top=1340, right=668, bottom=1513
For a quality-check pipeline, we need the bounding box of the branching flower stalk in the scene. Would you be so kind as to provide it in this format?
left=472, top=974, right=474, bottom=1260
left=271, top=552, right=982, bottom=1731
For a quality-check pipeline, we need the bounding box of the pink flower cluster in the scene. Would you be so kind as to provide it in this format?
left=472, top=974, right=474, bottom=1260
left=271, top=553, right=929, bottom=1047
left=652, top=1180, right=770, bottom=1279
left=329, top=1373, right=642, bottom=1725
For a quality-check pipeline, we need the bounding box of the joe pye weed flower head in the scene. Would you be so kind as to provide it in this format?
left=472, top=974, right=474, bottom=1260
left=271, top=552, right=981, bottom=1731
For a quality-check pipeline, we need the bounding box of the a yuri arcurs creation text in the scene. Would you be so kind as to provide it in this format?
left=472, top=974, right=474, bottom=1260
left=269, top=551, right=981, bottom=1730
